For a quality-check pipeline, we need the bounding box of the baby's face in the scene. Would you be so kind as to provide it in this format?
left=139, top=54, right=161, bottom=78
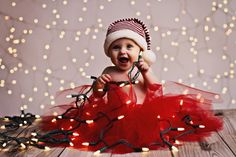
left=108, top=38, right=141, bottom=71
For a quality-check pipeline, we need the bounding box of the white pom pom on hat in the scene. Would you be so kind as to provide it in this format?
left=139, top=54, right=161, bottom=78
left=104, top=18, right=156, bottom=65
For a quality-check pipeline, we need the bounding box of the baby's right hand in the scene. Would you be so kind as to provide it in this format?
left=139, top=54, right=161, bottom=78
left=97, top=74, right=112, bottom=85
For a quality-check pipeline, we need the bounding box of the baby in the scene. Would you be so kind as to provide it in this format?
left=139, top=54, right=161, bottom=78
left=93, top=18, right=158, bottom=104
left=39, top=18, right=223, bottom=154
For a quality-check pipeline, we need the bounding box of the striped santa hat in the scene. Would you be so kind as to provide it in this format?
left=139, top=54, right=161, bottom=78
left=104, top=18, right=156, bottom=65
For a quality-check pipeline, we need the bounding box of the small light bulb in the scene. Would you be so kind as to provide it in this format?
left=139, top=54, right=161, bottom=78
left=20, top=143, right=26, bottom=149
left=171, top=146, right=179, bottom=152
left=44, top=146, right=50, bottom=151
left=97, top=89, right=104, bottom=92
left=86, top=120, right=94, bottom=124
left=69, top=142, right=74, bottom=147
left=142, top=147, right=149, bottom=152
left=126, top=100, right=131, bottom=104
left=73, top=132, right=79, bottom=136
left=94, top=150, right=101, bottom=155
left=119, top=83, right=126, bottom=87
left=175, top=140, right=181, bottom=145
left=177, top=128, right=185, bottom=131
left=199, top=125, right=205, bottom=128
left=2, top=143, right=7, bottom=147
left=31, top=132, right=37, bottom=136
left=31, top=138, right=38, bottom=142
left=82, top=142, right=89, bottom=146
left=118, top=115, right=125, bottom=120
left=66, top=95, right=72, bottom=98
left=35, top=115, right=40, bottom=119
left=1, top=125, right=6, bottom=129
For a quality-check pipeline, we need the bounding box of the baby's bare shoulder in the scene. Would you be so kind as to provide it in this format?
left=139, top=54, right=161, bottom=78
left=102, top=66, right=116, bottom=74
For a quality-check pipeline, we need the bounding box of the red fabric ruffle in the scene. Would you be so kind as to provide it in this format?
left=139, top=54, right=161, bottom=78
left=40, top=82, right=223, bottom=154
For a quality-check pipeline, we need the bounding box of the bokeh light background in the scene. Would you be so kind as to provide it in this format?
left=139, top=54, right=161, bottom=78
left=0, top=0, right=236, bottom=116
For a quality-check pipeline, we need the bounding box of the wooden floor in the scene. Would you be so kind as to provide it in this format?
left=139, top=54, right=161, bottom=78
left=1, top=110, right=236, bottom=157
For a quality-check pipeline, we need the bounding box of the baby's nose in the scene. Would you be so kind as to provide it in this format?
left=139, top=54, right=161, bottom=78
left=120, top=47, right=127, bottom=53
left=120, top=50, right=127, bottom=54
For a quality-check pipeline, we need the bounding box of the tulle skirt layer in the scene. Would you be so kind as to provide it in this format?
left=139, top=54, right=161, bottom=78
left=40, top=82, right=223, bottom=154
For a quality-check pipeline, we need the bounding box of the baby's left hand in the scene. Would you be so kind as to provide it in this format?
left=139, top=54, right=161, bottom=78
left=136, top=58, right=150, bottom=73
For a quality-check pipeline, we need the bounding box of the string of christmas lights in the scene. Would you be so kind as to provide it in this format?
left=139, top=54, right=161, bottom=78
left=0, top=57, right=220, bottom=154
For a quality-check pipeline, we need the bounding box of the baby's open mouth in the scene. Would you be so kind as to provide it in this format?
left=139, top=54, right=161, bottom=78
left=118, top=57, right=129, bottom=63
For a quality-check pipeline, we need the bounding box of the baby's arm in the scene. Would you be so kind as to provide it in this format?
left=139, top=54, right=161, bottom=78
left=93, top=68, right=112, bottom=97
left=136, top=58, right=158, bottom=87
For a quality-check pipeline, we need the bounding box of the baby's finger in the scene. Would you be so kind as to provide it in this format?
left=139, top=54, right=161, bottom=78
left=98, top=76, right=106, bottom=84
left=101, top=74, right=112, bottom=83
left=104, top=74, right=112, bottom=81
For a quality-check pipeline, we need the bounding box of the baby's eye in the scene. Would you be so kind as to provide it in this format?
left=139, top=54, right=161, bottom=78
left=127, top=44, right=133, bottom=49
left=112, top=45, right=120, bottom=50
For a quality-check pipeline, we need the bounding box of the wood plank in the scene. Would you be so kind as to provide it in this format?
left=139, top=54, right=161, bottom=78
left=216, top=110, right=236, bottom=156
left=60, top=148, right=112, bottom=157
left=111, top=150, right=172, bottom=157
left=177, top=132, right=235, bottom=157
left=0, top=147, right=65, bottom=157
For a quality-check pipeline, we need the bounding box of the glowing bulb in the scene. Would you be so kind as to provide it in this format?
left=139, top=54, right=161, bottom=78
left=86, top=120, right=94, bottom=124
left=118, top=115, right=125, bottom=120
left=73, top=132, right=79, bottom=136
left=171, top=146, right=179, bottom=152
left=82, top=142, right=89, bottom=146
left=134, top=11, right=140, bottom=16
left=174, top=17, right=180, bottom=22
left=2, top=143, right=7, bottom=147
left=99, top=5, right=104, bottom=10
left=31, top=138, right=38, bottom=142
left=66, top=95, right=72, bottom=98
left=20, top=143, right=26, bottom=149
left=1, top=125, right=6, bottom=129
left=51, top=118, right=57, bottom=123
left=94, top=150, right=101, bottom=155
left=177, top=128, right=185, bottom=131
left=31, top=132, right=37, bottom=136
left=3, top=117, right=9, bottom=121
left=44, top=146, right=50, bottom=151
left=199, top=125, right=205, bottom=128
left=97, top=89, right=104, bottom=92
left=142, top=147, right=149, bottom=152
left=175, top=140, right=181, bottom=144
left=119, top=83, right=126, bottom=87
left=69, top=142, right=74, bottom=147
left=215, top=95, right=220, bottom=100
left=126, top=100, right=131, bottom=104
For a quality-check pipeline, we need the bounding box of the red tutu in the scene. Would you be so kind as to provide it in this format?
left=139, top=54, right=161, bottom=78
left=40, top=82, right=223, bottom=154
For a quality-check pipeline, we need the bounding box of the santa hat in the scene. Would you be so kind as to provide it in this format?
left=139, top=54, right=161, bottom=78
left=104, top=18, right=156, bottom=65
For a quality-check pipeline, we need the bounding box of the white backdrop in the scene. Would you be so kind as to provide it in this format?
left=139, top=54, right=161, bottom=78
left=0, top=0, right=236, bottom=116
